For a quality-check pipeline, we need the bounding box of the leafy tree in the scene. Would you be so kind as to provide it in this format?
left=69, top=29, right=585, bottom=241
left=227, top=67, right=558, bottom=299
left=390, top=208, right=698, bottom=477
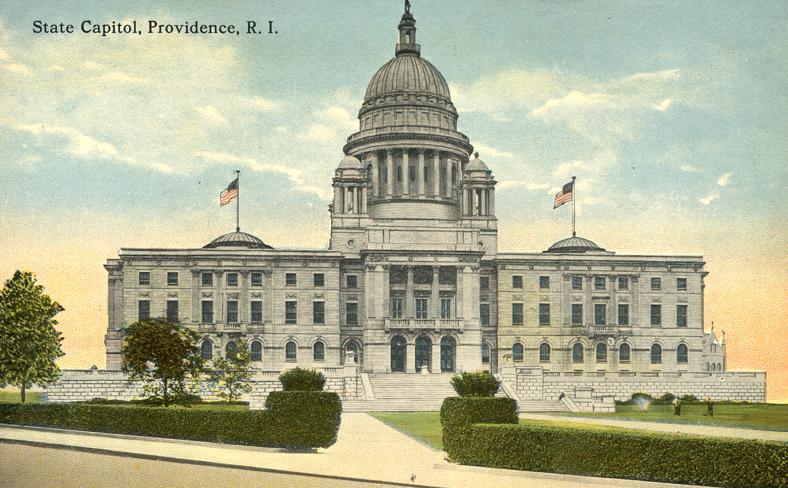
left=0, top=271, right=65, bottom=402
left=121, top=318, right=204, bottom=407
left=210, top=339, right=253, bottom=402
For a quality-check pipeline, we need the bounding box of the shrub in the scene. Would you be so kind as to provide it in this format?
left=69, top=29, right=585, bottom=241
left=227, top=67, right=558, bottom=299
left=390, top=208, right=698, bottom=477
left=0, top=395, right=341, bottom=450
left=450, top=371, right=500, bottom=397
left=445, top=422, right=786, bottom=488
left=265, top=391, right=341, bottom=449
left=658, top=393, right=676, bottom=403
left=680, top=394, right=699, bottom=402
left=279, top=368, right=325, bottom=392
left=440, top=396, right=517, bottom=458
left=631, top=392, right=654, bottom=402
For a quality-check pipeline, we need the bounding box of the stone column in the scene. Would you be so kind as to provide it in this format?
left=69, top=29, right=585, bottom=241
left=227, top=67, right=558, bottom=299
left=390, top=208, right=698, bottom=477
left=432, top=266, right=440, bottom=319
left=402, top=149, right=410, bottom=196
left=190, top=270, right=200, bottom=324
left=406, top=342, right=416, bottom=373
left=462, top=187, right=468, bottom=215
left=215, top=271, right=224, bottom=325
left=632, top=276, right=640, bottom=326
left=447, top=159, right=456, bottom=198
left=489, top=187, right=495, bottom=215
left=480, top=189, right=487, bottom=215
left=431, top=342, right=441, bottom=373
left=405, top=266, right=414, bottom=318
left=432, top=151, right=440, bottom=197
left=264, top=270, right=273, bottom=324
left=371, top=153, right=379, bottom=197
left=333, top=186, right=342, bottom=215
left=455, top=266, right=464, bottom=319
left=386, top=150, right=394, bottom=197
left=584, top=275, right=592, bottom=327
left=360, top=187, right=367, bottom=213
left=417, top=149, right=425, bottom=197
left=240, top=271, right=249, bottom=323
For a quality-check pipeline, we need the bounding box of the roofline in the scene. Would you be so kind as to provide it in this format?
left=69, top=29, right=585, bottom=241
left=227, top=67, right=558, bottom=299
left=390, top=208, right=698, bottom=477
left=118, top=248, right=342, bottom=257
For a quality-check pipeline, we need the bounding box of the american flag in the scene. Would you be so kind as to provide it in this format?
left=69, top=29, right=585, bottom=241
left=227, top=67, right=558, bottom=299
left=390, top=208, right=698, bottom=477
left=553, top=180, right=574, bottom=208
left=219, top=177, right=239, bottom=206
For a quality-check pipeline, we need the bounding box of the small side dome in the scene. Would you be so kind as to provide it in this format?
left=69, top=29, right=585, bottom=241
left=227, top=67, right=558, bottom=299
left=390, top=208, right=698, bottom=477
left=545, top=235, right=604, bottom=253
left=337, top=155, right=362, bottom=170
left=465, top=152, right=489, bottom=172
left=204, top=231, right=273, bottom=250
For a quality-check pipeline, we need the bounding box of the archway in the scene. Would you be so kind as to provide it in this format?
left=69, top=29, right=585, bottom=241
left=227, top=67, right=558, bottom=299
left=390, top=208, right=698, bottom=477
left=390, top=336, right=406, bottom=372
left=415, top=335, right=432, bottom=372
left=440, top=336, right=456, bottom=372
left=343, top=339, right=362, bottom=367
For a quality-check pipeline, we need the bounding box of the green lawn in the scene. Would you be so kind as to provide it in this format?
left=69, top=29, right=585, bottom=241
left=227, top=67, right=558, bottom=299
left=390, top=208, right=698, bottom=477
left=0, top=391, right=44, bottom=404
left=559, top=403, right=788, bottom=432
left=369, top=412, right=444, bottom=449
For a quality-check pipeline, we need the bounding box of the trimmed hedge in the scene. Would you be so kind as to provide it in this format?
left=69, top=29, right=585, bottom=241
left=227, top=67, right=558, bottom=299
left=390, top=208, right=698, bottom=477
left=450, top=371, right=500, bottom=397
left=0, top=391, right=341, bottom=450
left=441, top=399, right=787, bottom=488
left=440, top=397, right=518, bottom=456
left=279, top=367, right=326, bottom=392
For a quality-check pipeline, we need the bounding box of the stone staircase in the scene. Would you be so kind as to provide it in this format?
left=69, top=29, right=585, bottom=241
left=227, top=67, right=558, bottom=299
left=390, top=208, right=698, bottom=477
left=344, top=373, right=457, bottom=412
left=517, top=399, right=569, bottom=412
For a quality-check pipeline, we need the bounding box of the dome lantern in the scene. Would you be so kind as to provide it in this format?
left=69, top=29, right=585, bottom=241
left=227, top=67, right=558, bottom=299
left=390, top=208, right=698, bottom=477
left=396, top=2, right=420, bottom=56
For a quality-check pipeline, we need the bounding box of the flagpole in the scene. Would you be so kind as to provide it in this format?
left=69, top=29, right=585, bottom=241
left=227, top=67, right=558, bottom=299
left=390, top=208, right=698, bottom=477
left=572, top=176, right=576, bottom=237
left=235, top=169, right=240, bottom=232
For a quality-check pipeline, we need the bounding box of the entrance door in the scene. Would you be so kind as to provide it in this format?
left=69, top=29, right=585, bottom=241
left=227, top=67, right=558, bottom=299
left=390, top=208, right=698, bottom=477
left=415, top=336, right=432, bottom=372
left=390, top=336, right=406, bottom=372
left=441, top=337, right=456, bottom=372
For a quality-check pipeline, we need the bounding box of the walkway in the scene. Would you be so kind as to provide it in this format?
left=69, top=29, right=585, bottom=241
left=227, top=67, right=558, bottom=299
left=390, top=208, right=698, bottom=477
left=519, top=413, right=788, bottom=443
left=0, top=415, right=696, bottom=488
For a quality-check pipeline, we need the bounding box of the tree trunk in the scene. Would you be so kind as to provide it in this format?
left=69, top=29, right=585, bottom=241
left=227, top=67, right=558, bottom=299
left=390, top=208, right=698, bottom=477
left=20, top=385, right=26, bottom=403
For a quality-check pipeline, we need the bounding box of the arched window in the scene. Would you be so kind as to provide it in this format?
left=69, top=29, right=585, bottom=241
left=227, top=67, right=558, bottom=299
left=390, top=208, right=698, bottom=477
left=344, top=340, right=359, bottom=364
left=512, top=343, right=524, bottom=362
left=200, top=340, right=213, bottom=360
left=619, top=343, right=631, bottom=362
left=313, top=341, right=325, bottom=362
left=285, top=341, right=297, bottom=362
left=539, top=343, right=550, bottom=362
left=596, top=343, right=607, bottom=362
left=250, top=341, right=262, bottom=362
left=676, top=343, right=688, bottom=363
left=572, top=343, right=584, bottom=363
left=225, top=341, right=237, bottom=360
left=481, top=342, right=491, bottom=364
left=650, top=344, right=662, bottom=364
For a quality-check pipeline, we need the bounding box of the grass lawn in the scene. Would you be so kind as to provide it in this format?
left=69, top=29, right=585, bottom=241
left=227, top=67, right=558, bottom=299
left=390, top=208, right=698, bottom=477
left=369, top=412, right=443, bottom=449
left=0, top=390, right=44, bottom=404
left=559, top=403, right=788, bottom=432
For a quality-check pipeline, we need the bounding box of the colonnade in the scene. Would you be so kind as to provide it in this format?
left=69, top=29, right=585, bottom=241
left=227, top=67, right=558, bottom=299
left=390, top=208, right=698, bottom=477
left=363, top=148, right=461, bottom=200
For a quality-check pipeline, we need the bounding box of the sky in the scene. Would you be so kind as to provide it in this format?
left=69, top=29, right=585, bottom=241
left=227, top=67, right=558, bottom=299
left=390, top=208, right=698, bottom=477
left=0, top=1, right=785, bottom=400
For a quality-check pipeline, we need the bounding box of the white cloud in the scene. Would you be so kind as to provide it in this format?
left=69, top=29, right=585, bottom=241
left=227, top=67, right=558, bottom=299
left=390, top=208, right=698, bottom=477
left=2, top=62, right=31, bottom=75
left=298, top=123, right=338, bottom=143
left=82, top=60, right=104, bottom=71
left=16, top=123, right=119, bottom=159
left=529, top=91, right=611, bottom=118
left=654, top=98, right=673, bottom=111
left=247, top=96, right=284, bottom=112
left=699, top=191, right=720, bottom=205
left=98, top=71, right=149, bottom=85
left=0, top=48, right=9, bottom=61
left=680, top=165, right=699, bottom=172
left=717, top=172, right=733, bottom=187
left=315, top=105, right=357, bottom=131
left=497, top=180, right=550, bottom=192
left=195, top=105, right=228, bottom=125
left=473, top=142, right=514, bottom=160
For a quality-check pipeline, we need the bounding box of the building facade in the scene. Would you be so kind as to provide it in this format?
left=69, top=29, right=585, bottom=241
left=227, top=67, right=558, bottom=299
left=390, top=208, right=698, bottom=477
left=104, top=7, right=726, bottom=382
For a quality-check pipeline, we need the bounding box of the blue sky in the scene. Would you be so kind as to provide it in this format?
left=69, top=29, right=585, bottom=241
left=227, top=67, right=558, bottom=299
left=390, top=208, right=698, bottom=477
left=0, top=1, right=786, bottom=395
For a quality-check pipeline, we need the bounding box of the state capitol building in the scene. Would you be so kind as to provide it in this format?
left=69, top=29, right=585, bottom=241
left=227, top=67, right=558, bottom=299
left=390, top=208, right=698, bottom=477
left=103, top=7, right=730, bottom=391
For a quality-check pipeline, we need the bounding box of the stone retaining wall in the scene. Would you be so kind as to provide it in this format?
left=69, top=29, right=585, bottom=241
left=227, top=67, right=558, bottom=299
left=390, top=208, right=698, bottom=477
left=47, top=366, right=361, bottom=410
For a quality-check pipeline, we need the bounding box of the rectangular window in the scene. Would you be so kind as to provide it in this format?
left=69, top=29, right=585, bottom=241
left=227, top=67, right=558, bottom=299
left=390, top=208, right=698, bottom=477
left=346, top=302, right=358, bottom=325
left=138, top=299, right=150, bottom=320
left=651, top=304, right=662, bottom=326
left=313, top=301, right=325, bottom=324
left=440, top=298, right=452, bottom=319
left=201, top=301, right=214, bottom=323
left=617, top=276, right=628, bottom=290
left=313, top=273, right=325, bottom=287
left=285, top=301, right=297, bottom=324
left=201, top=272, right=213, bottom=287
left=512, top=303, right=523, bottom=325
left=539, top=303, right=550, bottom=326
left=651, top=277, right=661, bottom=291
left=138, top=272, right=150, bottom=286
left=594, top=304, right=606, bottom=326
left=415, top=298, right=429, bottom=320
left=391, top=297, right=404, bottom=319
left=251, top=272, right=263, bottom=287
left=676, top=278, right=687, bottom=291
left=226, top=300, right=238, bottom=323
left=539, top=276, right=550, bottom=289
left=677, top=304, right=688, bottom=327
left=571, top=276, right=583, bottom=290
left=618, top=304, right=629, bottom=326
left=251, top=300, right=263, bottom=323
left=594, top=276, right=606, bottom=290
left=226, top=272, right=239, bottom=287
left=346, top=275, right=358, bottom=289
left=480, top=276, right=489, bottom=290
left=166, top=300, right=179, bottom=323
left=512, top=275, right=523, bottom=289
left=480, top=303, right=490, bottom=326
left=285, top=273, right=297, bottom=286
left=571, top=304, right=583, bottom=325
left=167, top=272, right=178, bottom=286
